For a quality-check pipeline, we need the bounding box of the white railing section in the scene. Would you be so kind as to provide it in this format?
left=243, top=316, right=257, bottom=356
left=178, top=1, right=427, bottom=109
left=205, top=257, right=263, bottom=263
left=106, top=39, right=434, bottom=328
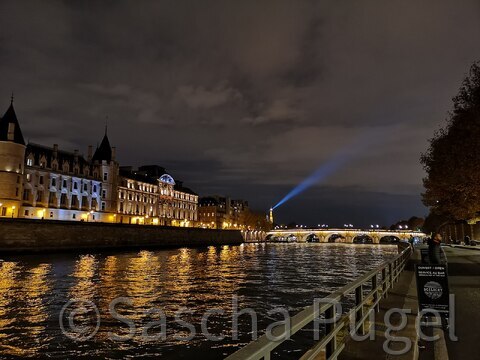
left=225, top=244, right=412, bottom=360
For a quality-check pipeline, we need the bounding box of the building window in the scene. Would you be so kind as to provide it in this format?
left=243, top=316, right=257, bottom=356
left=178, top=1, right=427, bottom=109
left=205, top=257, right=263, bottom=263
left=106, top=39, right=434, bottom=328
left=26, top=174, right=31, bottom=182
left=102, top=190, right=107, bottom=199
left=93, top=185, right=97, bottom=192
left=23, top=189, right=29, bottom=201
left=73, top=182, right=78, bottom=190
left=24, top=210, right=29, bottom=216
left=63, top=180, right=67, bottom=188
left=1, top=207, right=6, bottom=216
left=84, top=183, right=88, bottom=191
left=39, top=176, right=44, bottom=185
left=72, top=214, right=76, bottom=219
left=103, top=173, right=108, bottom=181
left=101, top=202, right=106, bottom=211
left=50, top=212, right=54, bottom=218
left=52, top=178, right=56, bottom=187
left=27, top=158, right=33, bottom=166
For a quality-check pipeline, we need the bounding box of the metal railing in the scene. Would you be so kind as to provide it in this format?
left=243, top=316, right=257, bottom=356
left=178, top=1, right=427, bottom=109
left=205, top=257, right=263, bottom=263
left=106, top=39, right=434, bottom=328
left=225, top=244, right=412, bottom=360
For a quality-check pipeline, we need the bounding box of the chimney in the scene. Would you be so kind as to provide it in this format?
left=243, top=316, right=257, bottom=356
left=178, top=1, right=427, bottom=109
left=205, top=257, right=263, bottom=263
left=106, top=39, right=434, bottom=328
left=7, top=123, right=15, bottom=141
left=53, top=144, right=58, bottom=158
left=111, top=146, right=116, bottom=161
left=87, top=145, right=93, bottom=161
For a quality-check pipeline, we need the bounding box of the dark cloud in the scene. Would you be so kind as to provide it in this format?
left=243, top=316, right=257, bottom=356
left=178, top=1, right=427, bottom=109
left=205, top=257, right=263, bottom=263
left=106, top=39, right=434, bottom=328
left=1, top=0, right=480, bottom=226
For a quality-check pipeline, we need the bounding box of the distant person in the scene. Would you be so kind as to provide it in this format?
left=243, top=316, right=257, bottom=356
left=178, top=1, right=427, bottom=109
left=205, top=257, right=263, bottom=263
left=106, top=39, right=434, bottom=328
left=464, top=235, right=471, bottom=246
left=428, top=233, right=442, bottom=264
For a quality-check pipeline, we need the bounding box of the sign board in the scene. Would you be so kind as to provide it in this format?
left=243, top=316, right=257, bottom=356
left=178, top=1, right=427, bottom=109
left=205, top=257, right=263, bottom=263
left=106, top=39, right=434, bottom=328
left=415, top=264, right=450, bottom=315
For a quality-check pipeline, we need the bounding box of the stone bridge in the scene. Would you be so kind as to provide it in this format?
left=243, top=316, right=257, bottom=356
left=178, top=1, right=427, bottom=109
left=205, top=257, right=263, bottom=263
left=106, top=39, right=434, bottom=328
left=265, top=228, right=426, bottom=244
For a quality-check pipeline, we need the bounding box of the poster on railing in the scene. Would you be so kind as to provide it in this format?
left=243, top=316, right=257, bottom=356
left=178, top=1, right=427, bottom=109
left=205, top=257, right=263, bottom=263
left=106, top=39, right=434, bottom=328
left=415, top=265, right=450, bottom=315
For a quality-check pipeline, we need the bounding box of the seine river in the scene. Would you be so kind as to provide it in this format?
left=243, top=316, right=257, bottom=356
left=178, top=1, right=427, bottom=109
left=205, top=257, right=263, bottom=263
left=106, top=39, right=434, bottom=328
left=0, top=243, right=397, bottom=359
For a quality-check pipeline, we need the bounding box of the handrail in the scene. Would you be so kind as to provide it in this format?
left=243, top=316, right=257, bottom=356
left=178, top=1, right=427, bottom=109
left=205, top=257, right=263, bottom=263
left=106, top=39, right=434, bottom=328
left=225, top=244, right=412, bottom=360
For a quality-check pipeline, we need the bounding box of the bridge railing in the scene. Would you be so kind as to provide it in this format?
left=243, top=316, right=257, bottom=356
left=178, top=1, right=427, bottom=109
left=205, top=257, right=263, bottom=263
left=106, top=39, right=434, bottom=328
left=225, top=244, right=412, bottom=360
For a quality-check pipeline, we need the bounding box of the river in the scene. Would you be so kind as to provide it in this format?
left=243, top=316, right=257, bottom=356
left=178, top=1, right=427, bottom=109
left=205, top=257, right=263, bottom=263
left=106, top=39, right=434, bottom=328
left=0, top=243, right=397, bottom=359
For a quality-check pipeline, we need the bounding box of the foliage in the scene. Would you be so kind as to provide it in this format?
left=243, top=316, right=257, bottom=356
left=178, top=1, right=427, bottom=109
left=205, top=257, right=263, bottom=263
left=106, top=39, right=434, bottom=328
left=421, top=62, right=480, bottom=220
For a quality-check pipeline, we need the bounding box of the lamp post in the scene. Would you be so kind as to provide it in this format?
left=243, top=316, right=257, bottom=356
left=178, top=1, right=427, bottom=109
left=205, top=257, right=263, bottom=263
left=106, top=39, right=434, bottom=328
left=11, top=206, right=16, bottom=218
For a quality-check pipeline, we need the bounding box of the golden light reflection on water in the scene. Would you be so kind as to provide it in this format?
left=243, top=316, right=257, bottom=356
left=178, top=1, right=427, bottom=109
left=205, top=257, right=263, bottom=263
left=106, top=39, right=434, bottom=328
left=126, top=251, right=161, bottom=308
left=0, top=244, right=398, bottom=359
left=24, top=264, right=52, bottom=330
left=70, top=254, right=98, bottom=301
left=164, top=248, right=193, bottom=309
left=0, top=262, right=20, bottom=330
left=0, top=262, right=52, bottom=357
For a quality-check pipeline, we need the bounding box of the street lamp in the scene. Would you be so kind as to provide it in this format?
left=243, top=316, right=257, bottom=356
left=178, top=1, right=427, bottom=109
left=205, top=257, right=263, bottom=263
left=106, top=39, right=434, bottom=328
left=11, top=206, right=16, bottom=218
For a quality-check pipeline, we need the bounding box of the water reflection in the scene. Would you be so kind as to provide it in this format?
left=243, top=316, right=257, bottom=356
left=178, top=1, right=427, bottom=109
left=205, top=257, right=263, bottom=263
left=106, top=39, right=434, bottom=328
left=70, top=254, right=98, bottom=302
left=0, top=261, right=52, bottom=357
left=0, top=244, right=397, bottom=359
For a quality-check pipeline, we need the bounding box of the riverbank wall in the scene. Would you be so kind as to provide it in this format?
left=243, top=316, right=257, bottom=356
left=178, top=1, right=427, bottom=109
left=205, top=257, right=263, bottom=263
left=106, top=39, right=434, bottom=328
left=0, top=218, right=244, bottom=253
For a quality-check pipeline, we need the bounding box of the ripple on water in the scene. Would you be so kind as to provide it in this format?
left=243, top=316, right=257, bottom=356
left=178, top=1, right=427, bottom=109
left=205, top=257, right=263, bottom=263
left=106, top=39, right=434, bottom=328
left=0, top=243, right=397, bottom=359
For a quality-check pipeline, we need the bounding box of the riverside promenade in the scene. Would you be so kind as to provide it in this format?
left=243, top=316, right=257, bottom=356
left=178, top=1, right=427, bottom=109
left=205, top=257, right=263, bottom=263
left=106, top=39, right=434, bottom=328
left=339, top=246, right=420, bottom=360
left=341, top=245, right=480, bottom=360
left=440, top=246, right=480, bottom=359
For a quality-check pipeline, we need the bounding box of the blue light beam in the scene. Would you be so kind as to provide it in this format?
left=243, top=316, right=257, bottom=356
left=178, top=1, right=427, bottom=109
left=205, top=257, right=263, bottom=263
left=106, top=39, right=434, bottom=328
left=272, top=129, right=386, bottom=210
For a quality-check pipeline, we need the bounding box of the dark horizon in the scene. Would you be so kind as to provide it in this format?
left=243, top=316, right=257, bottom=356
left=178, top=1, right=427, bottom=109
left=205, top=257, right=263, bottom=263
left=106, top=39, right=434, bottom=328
left=2, top=0, right=480, bottom=227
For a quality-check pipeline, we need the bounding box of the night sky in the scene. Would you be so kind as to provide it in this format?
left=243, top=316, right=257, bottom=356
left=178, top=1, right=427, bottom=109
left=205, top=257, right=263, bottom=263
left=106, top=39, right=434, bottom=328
left=1, top=1, right=480, bottom=227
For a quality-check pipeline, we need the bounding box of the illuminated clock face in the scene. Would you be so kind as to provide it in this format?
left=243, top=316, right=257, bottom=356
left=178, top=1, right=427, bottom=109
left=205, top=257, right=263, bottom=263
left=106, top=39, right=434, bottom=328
left=159, top=174, right=175, bottom=185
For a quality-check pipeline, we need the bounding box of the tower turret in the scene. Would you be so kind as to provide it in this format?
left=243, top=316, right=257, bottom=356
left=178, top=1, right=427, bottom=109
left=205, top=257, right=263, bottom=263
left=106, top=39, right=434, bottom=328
left=0, top=98, right=26, bottom=218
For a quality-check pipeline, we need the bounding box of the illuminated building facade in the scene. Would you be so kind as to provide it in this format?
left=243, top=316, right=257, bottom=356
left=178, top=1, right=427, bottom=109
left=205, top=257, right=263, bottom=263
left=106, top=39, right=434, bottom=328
left=0, top=100, right=198, bottom=226
left=117, top=166, right=198, bottom=226
left=198, top=196, right=249, bottom=229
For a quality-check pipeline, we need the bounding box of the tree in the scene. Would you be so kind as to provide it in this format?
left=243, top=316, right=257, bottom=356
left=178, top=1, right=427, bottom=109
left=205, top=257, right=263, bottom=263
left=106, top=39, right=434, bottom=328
left=421, top=62, right=480, bottom=221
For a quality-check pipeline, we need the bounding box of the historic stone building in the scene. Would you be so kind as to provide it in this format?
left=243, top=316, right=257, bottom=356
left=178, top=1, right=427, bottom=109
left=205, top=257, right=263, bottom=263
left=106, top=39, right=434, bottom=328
left=0, top=100, right=198, bottom=225
left=198, top=196, right=250, bottom=229
left=117, top=166, right=198, bottom=226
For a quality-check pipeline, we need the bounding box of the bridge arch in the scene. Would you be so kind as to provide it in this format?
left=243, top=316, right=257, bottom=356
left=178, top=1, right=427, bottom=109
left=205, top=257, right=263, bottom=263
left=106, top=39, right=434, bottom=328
left=379, top=235, right=401, bottom=244
left=353, top=234, right=374, bottom=244
left=305, top=233, right=320, bottom=243
left=328, top=233, right=346, bottom=243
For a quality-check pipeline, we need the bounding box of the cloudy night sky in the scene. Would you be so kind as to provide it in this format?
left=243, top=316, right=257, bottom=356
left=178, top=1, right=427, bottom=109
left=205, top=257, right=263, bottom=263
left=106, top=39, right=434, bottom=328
left=1, top=0, right=480, bottom=227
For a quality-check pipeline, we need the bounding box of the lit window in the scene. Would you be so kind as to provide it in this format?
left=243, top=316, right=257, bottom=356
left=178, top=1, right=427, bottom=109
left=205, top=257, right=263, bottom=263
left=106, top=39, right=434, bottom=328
left=27, top=158, right=33, bottom=166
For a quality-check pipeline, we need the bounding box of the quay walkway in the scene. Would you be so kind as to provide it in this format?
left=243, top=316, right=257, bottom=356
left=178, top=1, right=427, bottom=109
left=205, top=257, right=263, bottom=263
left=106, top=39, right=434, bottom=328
left=439, top=246, right=480, bottom=359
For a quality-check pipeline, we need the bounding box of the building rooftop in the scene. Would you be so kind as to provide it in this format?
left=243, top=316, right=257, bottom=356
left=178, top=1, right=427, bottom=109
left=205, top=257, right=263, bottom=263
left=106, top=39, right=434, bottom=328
left=0, top=101, right=26, bottom=145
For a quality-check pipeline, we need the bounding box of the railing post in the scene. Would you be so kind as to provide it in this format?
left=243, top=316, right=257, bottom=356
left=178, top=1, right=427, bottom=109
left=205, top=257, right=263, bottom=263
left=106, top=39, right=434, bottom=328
left=355, top=285, right=364, bottom=335
left=388, top=263, right=393, bottom=290
left=372, top=274, right=379, bottom=312
left=395, top=259, right=400, bottom=282
left=382, top=268, right=387, bottom=298
left=392, top=259, right=396, bottom=282
left=325, top=305, right=336, bottom=358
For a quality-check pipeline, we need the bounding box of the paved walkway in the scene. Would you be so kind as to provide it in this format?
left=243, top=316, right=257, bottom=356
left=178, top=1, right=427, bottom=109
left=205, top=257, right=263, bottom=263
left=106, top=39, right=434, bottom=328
left=341, top=246, right=480, bottom=360
left=340, top=250, right=420, bottom=360
left=441, top=246, right=480, bottom=359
